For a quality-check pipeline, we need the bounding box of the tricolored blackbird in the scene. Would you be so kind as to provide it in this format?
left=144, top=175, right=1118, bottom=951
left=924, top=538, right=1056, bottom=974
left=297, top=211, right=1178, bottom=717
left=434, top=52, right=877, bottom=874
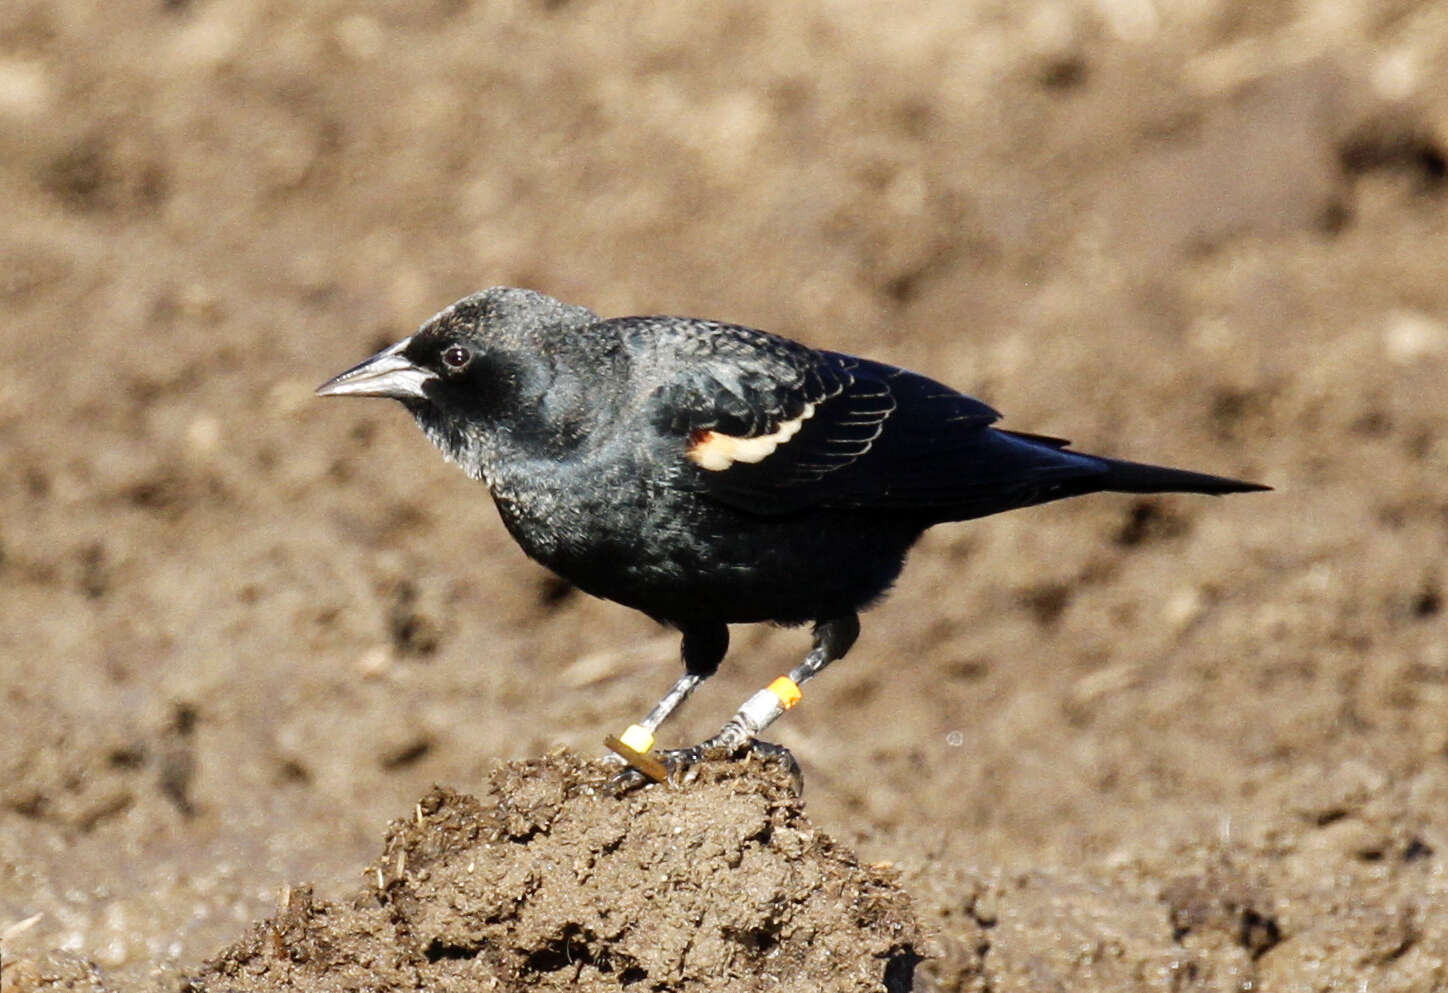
left=318, top=287, right=1267, bottom=781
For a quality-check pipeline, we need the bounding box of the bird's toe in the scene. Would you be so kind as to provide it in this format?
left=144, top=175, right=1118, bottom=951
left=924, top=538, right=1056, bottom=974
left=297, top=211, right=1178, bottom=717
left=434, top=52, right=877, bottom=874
left=604, top=764, right=654, bottom=795
left=741, top=739, right=804, bottom=795
left=603, top=733, right=803, bottom=795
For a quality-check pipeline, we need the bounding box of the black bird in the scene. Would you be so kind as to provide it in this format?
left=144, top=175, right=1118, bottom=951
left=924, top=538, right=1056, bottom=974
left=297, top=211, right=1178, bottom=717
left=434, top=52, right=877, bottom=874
left=318, top=288, right=1267, bottom=781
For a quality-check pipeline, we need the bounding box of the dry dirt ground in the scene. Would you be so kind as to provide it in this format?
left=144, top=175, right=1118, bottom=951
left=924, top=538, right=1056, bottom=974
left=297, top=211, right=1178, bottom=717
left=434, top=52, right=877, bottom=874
left=4, top=0, right=1448, bottom=990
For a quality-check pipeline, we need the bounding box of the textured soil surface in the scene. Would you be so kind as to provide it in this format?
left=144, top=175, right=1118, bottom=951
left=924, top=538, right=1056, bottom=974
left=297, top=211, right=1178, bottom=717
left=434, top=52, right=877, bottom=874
left=186, top=755, right=921, bottom=993
left=4, top=0, right=1448, bottom=990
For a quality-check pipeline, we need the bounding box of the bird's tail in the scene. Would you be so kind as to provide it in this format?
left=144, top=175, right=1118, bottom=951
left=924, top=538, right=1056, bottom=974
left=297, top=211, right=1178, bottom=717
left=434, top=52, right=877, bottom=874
left=1095, top=456, right=1270, bottom=496
left=995, top=429, right=1270, bottom=497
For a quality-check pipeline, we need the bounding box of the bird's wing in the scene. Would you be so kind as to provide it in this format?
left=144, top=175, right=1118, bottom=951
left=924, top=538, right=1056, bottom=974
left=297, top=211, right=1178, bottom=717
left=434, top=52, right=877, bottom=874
left=620, top=317, right=1095, bottom=516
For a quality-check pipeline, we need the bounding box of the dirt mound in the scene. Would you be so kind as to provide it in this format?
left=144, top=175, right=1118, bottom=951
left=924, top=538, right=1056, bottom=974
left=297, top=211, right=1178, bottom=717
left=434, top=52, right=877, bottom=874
left=185, top=753, right=920, bottom=993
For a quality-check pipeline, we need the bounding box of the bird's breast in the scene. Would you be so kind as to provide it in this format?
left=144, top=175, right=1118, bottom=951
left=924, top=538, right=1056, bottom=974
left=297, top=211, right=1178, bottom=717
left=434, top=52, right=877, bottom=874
left=484, top=459, right=921, bottom=624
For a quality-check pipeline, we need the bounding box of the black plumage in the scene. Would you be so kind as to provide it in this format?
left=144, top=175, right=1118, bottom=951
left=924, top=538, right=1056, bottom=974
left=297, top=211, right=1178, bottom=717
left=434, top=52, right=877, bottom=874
left=318, top=287, right=1268, bottom=779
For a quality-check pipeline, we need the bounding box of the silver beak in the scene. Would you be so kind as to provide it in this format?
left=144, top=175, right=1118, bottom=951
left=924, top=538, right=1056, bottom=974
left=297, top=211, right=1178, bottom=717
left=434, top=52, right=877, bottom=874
left=316, top=337, right=435, bottom=400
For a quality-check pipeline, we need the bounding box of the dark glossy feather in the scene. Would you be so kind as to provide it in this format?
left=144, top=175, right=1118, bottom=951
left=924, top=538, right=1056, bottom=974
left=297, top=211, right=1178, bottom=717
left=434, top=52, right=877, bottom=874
left=638, top=331, right=1264, bottom=519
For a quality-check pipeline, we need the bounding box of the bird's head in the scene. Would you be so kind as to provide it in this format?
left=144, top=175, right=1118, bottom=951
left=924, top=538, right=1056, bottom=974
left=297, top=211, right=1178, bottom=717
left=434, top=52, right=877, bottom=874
left=317, top=287, right=602, bottom=480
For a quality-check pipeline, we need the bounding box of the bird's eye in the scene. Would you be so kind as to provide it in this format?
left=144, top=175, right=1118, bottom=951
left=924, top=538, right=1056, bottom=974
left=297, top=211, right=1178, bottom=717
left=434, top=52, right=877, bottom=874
left=442, top=344, right=471, bottom=370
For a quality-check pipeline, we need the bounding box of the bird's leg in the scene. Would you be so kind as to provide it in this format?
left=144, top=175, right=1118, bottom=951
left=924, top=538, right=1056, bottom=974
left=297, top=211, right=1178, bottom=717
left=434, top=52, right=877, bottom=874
left=605, top=622, right=727, bottom=786
left=639, top=671, right=704, bottom=733
left=652, top=614, right=862, bottom=791
left=705, top=613, right=860, bottom=751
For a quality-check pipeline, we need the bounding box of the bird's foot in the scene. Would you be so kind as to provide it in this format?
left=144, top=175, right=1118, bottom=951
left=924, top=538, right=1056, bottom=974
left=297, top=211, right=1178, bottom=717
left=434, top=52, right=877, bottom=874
left=604, top=735, right=802, bottom=795
left=736, top=739, right=804, bottom=795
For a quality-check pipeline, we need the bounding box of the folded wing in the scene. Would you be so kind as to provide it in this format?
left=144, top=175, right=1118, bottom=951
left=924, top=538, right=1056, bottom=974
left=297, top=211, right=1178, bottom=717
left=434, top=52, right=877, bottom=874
left=615, top=316, right=1119, bottom=518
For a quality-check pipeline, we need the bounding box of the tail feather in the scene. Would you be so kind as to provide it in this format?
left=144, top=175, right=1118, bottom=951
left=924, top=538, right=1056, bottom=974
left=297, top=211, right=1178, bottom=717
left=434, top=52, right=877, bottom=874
left=995, top=429, right=1270, bottom=497
left=1096, top=457, right=1270, bottom=496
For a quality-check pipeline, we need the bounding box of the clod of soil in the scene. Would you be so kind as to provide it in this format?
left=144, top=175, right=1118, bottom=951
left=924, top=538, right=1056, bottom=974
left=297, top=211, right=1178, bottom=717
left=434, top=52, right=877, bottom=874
left=184, top=752, right=921, bottom=992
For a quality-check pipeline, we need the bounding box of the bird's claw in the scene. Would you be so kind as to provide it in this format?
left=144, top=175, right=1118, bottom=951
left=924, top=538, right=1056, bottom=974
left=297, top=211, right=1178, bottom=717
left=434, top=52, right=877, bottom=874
left=603, top=737, right=803, bottom=796
left=736, top=739, right=804, bottom=795
left=604, top=764, right=652, bottom=795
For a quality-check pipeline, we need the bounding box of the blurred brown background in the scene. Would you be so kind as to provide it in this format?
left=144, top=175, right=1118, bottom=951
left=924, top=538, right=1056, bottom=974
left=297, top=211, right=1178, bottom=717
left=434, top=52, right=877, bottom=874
left=3, top=0, right=1447, bottom=988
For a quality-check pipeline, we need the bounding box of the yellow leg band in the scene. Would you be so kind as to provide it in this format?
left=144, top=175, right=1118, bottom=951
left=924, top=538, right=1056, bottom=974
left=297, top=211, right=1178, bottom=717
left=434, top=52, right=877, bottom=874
left=618, top=723, right=656, bottom=754
left=767, top=676, right=803, bottom=710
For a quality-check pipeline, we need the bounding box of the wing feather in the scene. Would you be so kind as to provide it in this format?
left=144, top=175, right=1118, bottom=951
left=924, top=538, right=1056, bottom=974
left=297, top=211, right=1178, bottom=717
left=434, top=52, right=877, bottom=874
left=611, top=316, right=1103, bottom=518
